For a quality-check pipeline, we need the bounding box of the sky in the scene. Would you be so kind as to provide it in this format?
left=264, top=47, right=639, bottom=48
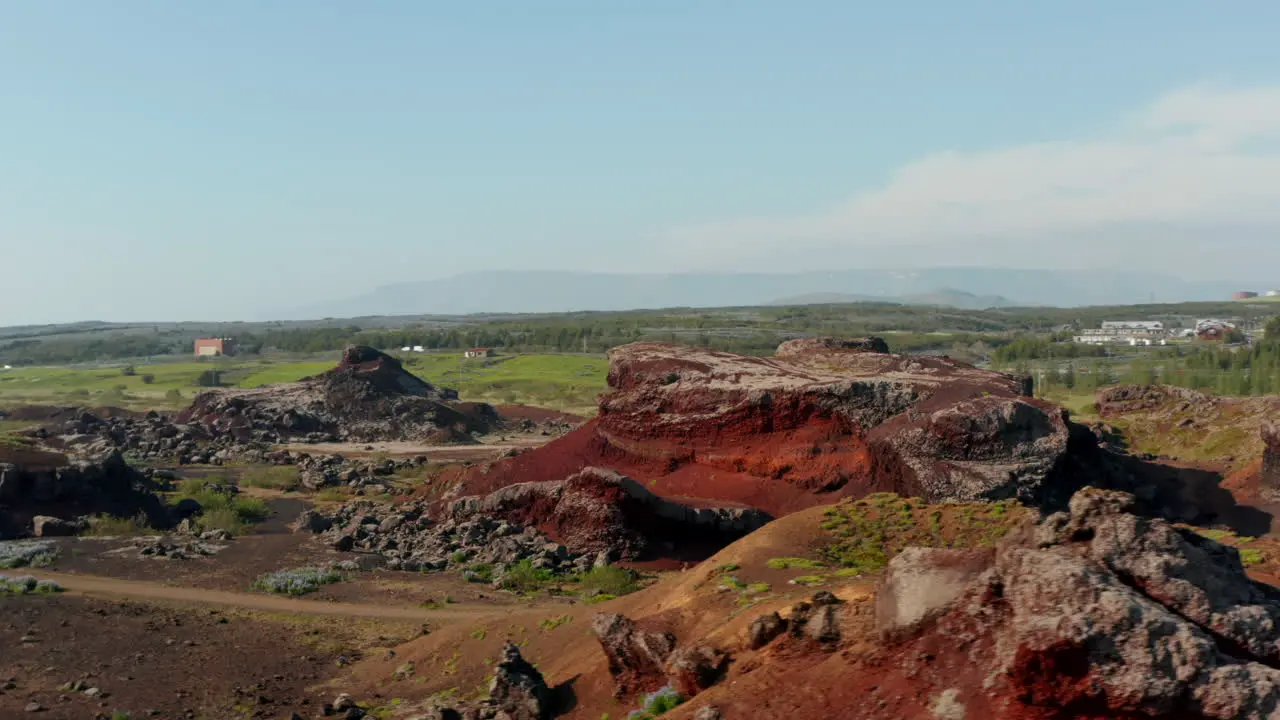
left=3, top=1, right=1280, bottom=324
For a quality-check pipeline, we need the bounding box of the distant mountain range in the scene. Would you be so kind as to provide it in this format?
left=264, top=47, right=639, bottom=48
left=288, top=268, right=1260, bottom=319
left=768, top=289, right=1019, bottom=310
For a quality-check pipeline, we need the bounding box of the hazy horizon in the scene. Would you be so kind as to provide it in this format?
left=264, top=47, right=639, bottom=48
left=5, top=2, right=1280, bottom=325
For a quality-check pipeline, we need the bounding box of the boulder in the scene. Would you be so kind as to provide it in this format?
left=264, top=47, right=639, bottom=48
left=31, top=515, right=82, bottom=537
left=664, top=645, right=730, bottom=697
left=487, top=641, right=552, bottom=719
left=745, top=611, right=786, bottom=650
left=875, top=547, right=993, bottom=639
left=292, top=510, right=333, bottom=534
left=591, top=613, right=677, bottom=697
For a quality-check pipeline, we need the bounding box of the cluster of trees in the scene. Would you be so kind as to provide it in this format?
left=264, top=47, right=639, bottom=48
left=992, top=337, right=1109, bottom=364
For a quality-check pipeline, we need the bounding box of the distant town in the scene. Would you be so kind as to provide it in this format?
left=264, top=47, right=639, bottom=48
left=1072, top=318, right=1245, bottom=346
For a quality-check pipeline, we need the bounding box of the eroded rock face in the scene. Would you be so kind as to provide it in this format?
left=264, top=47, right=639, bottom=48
left=178, top=345, right=501, bottom=443
left=444, top=339, right=1078, bottom=521
left=447, top=467, right=772, bottom=560
left=876, top=488, right=1280, bottom=719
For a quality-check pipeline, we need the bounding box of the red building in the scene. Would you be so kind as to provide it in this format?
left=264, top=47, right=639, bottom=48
left=194, top=338, right=231, bottom=357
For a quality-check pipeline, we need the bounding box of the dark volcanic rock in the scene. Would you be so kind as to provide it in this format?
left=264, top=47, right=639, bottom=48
left=447, top=467, right=771, bottom=560
left=0, top=449, right=169, bottom=540
left=487, top=641, right=553, bottom=719
left=177, top=345, right=501, bottom=443
left=309, top=500, right=593, bottom=576
left=746, top=612, right=786, bottom=650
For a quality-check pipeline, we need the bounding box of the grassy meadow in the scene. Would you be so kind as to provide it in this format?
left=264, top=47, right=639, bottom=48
left=0, top=351, right=609, bottom=415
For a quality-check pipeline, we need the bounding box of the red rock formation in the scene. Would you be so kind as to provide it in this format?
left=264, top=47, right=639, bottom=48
left=443, top=340, right=1074, bottom=518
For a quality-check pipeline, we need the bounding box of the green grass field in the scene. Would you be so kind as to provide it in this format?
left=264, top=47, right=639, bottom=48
left=0, top=352, right=609, bottom=415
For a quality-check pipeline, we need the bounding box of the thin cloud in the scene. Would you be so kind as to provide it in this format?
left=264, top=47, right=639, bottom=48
left=660, top=85, right=1280, bottom=268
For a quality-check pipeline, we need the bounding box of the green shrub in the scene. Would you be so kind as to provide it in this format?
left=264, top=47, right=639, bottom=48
left=84, top=513, right=152, bottom=537
left=627, top=685, right=684, bottom=719
left=0, top=574, right=63, bottom=596
left=240, top=465, right=299, bottom=491
left=0, top=540, right=58, bottom=569
left=499, top=559, right=556, bottom=594
left=576, top=565, right=641, bottom=598
left=253, top=566, right=342, bottom=595
left=766, top=557, right=826, bottom=570
left=464, top=563, right=494, bottom=583
left=1240, top=548, right=1266, bottom=566
left=171, top=480, right=271, bottom=535
left=539, top=615, right=572, bottom=632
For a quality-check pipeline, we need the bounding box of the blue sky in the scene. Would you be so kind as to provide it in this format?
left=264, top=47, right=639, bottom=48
left=4, top=1, right=1280, bottom=324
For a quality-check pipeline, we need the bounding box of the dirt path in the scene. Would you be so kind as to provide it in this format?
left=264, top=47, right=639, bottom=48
left=281, top=436, right=550, bottom=461
left=22, top=569, right=497, bottom=620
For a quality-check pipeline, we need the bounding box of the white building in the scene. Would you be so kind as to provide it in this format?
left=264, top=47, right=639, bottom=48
left=1074, top=320, right=1168, bottom=345
left=1267, top=290, right=1280, bottom=297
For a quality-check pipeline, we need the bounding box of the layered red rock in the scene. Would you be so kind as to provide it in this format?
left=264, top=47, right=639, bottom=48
left=443, top=340, right=1072, bottom=518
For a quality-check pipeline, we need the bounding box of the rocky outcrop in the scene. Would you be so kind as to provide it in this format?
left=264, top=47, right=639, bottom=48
left=664, top=645, right=730, bottom=698
left=485, top=641, right=553, bottom=719
left=1096, top=384, right=1218, bottom=416
left=874, top=488, right=1280, bottom=719
left=446, top=467, right=771, bottom=560
left=306, top=500, right=596, bottom=576
left=1264, top=423, right=1280, bottom=501
left=591, top=613, right=678, bottom=697
left=590, top=612, right=733, bottom=700
left=442, top=339, right=1081, bottom=521
left=178, top=345, right=501, bottom=443
left=376, top=642, right=553, bottom=720
left=746, top=591, right=846, bottom=650
left=0, top=449, right=170, bottom=540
